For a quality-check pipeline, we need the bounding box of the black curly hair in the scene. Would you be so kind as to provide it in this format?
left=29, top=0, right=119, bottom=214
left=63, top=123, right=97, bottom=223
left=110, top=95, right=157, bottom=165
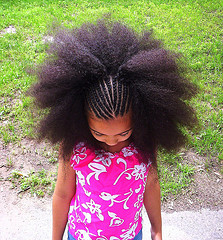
left=29, top=19, right=198, bottom=166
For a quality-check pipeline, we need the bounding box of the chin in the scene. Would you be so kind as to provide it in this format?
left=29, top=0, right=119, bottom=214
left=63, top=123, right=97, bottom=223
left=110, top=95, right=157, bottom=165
left=106, top=143, right=119, bottom=147
left=106, top=137, right=131, bottom=147
left=105, top=140, right=127, bottom=147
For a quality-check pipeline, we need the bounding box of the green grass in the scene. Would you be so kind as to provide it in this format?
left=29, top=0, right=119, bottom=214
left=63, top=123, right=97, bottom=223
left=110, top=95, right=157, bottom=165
left=9, top=169, right=56, bottom=197
left=1, top=0, right=222, bottom=198
left=157, top=152, right=195, bottom=201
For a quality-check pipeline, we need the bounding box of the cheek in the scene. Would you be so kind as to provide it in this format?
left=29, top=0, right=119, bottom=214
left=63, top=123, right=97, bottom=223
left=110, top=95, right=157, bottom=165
left=120, top=134, right=132, bottom=141
left=113, top=134, right=132, bottom=143
left=93, top=135, right=105, bottom=142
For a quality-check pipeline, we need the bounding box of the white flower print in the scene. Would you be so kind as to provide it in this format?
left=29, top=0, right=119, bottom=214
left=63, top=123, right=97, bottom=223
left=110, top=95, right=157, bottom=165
left=86, top=163, right=107, bottom=185
left=75, top=228, right=93, bottom=240
left=131, top=163, right=146, bottom=180
left=134, top=193, right=143, bottom=208
left=135, top=184, right=142, bottom=193
left=86, top=199, right=101, bottom=214
left=95, top=233, right=120, bottom=240
left=68, top=215, right=76, bottom=230
left=120, top=222, right=138, bottom=240
left=134, top=208, right=142, bottom=222
left=99, top=192, right=119, bottom=207
left=69, top=200, right=81, bottom=222
left=116, top=158, right=127, bottom=169
left=114, top=159, right=148, bottom=185
left=76, top=170, right=92, bottom=197
left=94, top=152, right=115, bottom=167
left=83, top=212, right=92, bottom=223
left=75, top=227, right=121, bottom=240
left=113, top=158, right=134, bottom=185
left=96, top=237, right=120, bottom=240
left=99, top=189, right=133, bottom=210
left=134, top=211, right=139, bottom=222
left=71, top=147, right=87, bottom=165
left=108, top=211, right=124, bottom=227
left=76, top=142, right=85, bottom=149
left=76, top=171, right=85, bottom=186
left=82, top=199, right=104, bottom=221
left=122, top=147, right=138, bottom=157
left=83, top=187, right=92, bottom=197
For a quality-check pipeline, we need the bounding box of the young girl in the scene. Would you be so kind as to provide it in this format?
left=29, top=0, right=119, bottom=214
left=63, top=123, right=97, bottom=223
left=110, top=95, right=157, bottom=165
left=29, top=19, right=197, bottom=240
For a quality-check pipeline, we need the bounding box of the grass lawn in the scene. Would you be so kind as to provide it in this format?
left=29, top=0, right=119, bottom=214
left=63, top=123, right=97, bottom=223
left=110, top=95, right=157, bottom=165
left=0, top=0, right=222, bottom=199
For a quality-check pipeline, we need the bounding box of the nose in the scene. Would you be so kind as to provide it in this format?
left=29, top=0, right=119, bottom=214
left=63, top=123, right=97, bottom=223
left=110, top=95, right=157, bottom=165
left=105, top=136, right=119, bottom=146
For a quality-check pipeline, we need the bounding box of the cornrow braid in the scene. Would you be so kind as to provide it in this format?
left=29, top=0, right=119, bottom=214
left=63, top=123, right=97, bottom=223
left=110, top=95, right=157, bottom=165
left=100, top=79, right=113, bottom=114
left=121, top=83, right=130, bottom=115
left=86, top=76, right=131, bottom=119
left=87, top=86, right=112, bottom=119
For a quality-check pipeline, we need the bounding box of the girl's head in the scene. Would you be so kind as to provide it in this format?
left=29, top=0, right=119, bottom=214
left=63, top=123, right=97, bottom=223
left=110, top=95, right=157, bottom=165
left=85, top=75, right=133, bottom=147
left=29, top=18, right=198, bottom=165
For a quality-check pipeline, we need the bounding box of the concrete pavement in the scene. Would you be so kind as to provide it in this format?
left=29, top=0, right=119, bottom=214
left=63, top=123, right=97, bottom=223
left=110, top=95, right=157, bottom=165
left=0, top=195, right=222, bottom=240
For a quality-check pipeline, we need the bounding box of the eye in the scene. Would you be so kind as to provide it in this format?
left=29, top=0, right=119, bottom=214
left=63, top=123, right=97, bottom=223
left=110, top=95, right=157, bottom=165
left=119, top=131, right=130, bottom=137
left=93, top=131, right=103, bottom=136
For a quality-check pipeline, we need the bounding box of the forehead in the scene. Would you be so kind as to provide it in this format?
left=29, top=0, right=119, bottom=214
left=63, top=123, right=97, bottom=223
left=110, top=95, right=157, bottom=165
left=87, top=111, right=132, bottom=136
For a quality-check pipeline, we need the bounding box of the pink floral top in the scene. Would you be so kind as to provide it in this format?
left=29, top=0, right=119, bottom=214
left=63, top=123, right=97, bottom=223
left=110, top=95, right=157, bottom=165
left=68, top=142, right=151, bottom=240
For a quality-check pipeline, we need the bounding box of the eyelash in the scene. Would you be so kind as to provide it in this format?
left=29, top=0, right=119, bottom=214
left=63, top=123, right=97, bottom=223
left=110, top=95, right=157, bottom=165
left=94, top=132, right=103, bottom=136
left=119, top=132, right=129, bottom=136
left=93, top=131, right=130, bottom=137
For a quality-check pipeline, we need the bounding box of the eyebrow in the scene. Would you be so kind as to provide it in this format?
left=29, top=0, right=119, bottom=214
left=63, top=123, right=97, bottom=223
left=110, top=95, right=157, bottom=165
left=89, top=127, right=133, bottom=136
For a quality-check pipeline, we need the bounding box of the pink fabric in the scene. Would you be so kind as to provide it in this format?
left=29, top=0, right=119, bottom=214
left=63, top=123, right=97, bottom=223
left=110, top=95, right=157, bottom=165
left=68, top=142, right=151, bottom=240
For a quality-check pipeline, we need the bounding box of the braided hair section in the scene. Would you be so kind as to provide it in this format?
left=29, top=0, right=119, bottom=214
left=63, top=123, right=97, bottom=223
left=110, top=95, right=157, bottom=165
left=86, top=76, right=131, bottom=119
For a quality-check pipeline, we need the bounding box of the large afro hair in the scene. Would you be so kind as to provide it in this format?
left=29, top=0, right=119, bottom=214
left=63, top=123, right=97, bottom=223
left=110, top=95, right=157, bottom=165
left=28, top=18, right=198, bottom=166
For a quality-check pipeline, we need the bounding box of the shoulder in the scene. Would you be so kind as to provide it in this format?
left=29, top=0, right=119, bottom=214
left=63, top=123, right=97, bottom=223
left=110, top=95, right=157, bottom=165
left=72, top=141, right=91, bottom=155
left=70, top=142, right=95, bottom=167
left=127, top=144, right=152, bottom=167
left=73, top=142, right=86, bottom=150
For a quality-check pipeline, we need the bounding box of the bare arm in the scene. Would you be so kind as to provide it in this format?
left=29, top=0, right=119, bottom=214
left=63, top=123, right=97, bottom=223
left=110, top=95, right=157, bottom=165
left=52, top=149, right=76, bottom=240
left=143, top=166, right=162, bottom=240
